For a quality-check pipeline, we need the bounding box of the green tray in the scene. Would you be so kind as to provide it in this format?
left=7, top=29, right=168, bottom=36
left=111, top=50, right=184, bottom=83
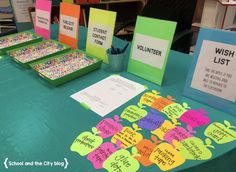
left=0, top=31, right=42, bottom=55
left=7, top=39, right=71, bottom=68
left=30, top=50, right=102, bottom=86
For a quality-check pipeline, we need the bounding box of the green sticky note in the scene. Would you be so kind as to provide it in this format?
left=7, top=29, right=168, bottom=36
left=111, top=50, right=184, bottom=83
left=62, top=0, right=74, bottom=3
left=128, top=16, right=177, bottom=85
left=86, top=8, right=117, bottom=63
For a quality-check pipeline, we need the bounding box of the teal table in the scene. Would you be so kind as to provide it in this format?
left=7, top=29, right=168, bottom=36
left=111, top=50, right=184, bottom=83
left=1, top=26, right=236, bottom=172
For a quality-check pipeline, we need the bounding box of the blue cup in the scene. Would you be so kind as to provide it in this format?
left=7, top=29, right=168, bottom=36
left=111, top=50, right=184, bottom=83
left=107, top=48, right=126, bottom=72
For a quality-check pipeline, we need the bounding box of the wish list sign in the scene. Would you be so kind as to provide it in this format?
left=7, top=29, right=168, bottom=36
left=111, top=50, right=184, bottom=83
left=59, top=3, right=80, bottom=49
left=35, top=0, right=52, bottom=39
left=128, top=16, right=176, bottom=85
left=86, top=8, right=117, bottom=63
left=184, top=28, right=236, bottom=115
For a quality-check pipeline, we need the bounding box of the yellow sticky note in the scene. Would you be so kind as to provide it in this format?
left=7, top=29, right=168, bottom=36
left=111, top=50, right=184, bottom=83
left=149, top=143, right=185, bottom=171
left=151, top=120, right=176, bottom=140
left=111, top=124, right=143, bottom=149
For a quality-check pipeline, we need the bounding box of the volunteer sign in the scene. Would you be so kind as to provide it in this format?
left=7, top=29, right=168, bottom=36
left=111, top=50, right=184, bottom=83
left=128, top=16, right=177, bottom=85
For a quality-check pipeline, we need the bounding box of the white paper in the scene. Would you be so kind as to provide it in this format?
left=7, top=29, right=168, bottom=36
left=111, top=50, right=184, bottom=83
left=87, top=23, right=112, bottom=49
left=132, top=33, right=168, bottom=69
left=35, top=9, right=50, bottom=30
left=191, top=40, right=236, bottom=102
left=11, top=0, right=34, bottom=23
left=71, top=75, right=145, bottom=117
left=59, top=15, right=78, bottom=38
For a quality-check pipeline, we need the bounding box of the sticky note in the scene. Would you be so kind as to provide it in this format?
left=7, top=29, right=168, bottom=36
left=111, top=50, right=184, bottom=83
left=175, top=137, right=213, bottom=160
left=149, top=143, right=185, bottom=171
left=70, top=127, right=103, bottom=156
left=111, top=124, right=143, bottom=149
left=204, top=120, right=236, bottom=144
left=103, top=147, right=140, bottom=172
left=96, top=115, right=123, bottom=138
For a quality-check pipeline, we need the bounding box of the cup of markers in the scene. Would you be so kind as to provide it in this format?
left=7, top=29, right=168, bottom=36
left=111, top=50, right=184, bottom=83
left=107, top=43, right=129, bottom=72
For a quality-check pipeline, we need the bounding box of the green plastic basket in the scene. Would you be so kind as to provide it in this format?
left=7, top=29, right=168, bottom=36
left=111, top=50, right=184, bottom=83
left=7, top=39, right=71, bottom=68
left=0, top=31, right=42, bottom=55
left=30, top=50, right=102, bottom=86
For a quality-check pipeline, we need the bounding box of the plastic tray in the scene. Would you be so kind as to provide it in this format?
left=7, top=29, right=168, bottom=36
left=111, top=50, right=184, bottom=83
left=0, top=31, right=42, bottom=55
left=30, top=50, right=102, bottom=86
left=7, top=39, right=71, bottom=68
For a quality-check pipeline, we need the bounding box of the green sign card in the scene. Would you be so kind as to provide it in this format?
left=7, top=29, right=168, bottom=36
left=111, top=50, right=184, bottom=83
left=86, top=8, right=117, bottom=63
left=128, top=16, right=176, bottom=85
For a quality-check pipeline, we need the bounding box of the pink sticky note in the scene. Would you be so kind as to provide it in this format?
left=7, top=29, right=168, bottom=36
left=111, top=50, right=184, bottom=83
left=96, top=115, right=123, bottom=138
left=179, top=108, right=210, bottom=132
left=35, top=0, right=52, bottom=39
left=164, top=126, right=193, bottom=145
left=87, top=142, right=118, bottom=169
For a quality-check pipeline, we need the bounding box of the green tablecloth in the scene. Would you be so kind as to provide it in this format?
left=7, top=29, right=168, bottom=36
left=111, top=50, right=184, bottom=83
left=1, top=26, right=236, bottom=172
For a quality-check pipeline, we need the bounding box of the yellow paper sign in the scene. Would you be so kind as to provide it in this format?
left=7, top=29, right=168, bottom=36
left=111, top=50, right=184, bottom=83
left=86, top=8, right=117, bottom=63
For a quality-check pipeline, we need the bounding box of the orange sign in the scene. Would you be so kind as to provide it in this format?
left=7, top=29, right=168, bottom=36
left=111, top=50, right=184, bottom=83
left=59, top=3, right=80, bottom=49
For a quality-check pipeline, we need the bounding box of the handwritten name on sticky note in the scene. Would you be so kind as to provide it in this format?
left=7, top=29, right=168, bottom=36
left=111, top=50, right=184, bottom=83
left=161, top=103, right=189, bottom=119
left=151, top=120, right=176, bottom=140
left=111, top=124, right=143, bottom=149
left=151, top=97, right=174, bottom=111
left=149, top=143, right=185, bottom=171
left=204, top=121, right=236, bottom=144
left=87, top=142, right=118, bottom=169
left=138, top=108, right=165, bottom=131
left=70, top=128, right=103, bottom=156
left=139, top=90, right=161, bottom=107
left=179, top=108, right=210, bottom=132
left=135, top=136, right=159, bottom=167
left=96, top=116, right=123, bottom=138
left=176, top=137, right=213, bottom=160
left=121, top=103, right=147, bottom=123
left=103, top=148, right=140, bottom=172
left=164, top=126, right=193, bottom=145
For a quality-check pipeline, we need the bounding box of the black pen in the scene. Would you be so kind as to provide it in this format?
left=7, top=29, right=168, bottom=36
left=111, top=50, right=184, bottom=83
left=121, top=43, right=129, bottom=53
left=111, top=46, right=117, bottom=54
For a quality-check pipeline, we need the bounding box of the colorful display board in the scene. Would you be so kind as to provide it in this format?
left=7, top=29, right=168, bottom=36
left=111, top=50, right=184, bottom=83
left=86, top=8, right=117, bottom=63
left=128, top=16, right=176, bottom=85
left=184, top=28, right=236, bottom=115
left=70, top=89, right=236, bottom=171
left=59, top=3, right=80, bottom=49
left=35, top=0, right=52, bottom=39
